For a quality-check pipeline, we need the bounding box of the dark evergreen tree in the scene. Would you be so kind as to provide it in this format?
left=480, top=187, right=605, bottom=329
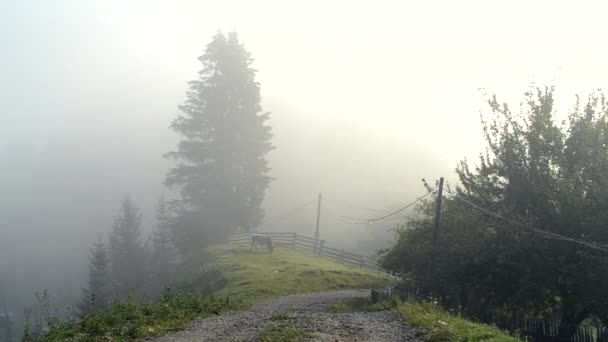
left=165, top=32, right=273, bottom=257
left=109, top=196, right=145, bottom=297
left=148, top=196, right=178, bottom=287
left=79, top=238, right=112, bottom=314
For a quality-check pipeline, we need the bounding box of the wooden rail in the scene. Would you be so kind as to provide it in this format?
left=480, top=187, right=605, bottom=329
left=229, top=232, right=384, bottom=273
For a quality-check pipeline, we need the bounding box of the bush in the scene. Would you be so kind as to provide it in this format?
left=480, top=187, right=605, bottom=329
left=34, top=291, right=242, bottom=341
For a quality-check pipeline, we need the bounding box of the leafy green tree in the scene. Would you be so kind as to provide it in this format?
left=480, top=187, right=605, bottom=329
left=109, top=196, right=145, bottom=297
left=381, top=87, right=608, bottom=335
left=79, top=238, right=112, bottom=314
left=165, top=32, right=273, bottom=257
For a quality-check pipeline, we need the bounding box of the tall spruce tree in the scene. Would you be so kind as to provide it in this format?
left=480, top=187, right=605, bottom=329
left=148, top=196, right=177, bottom=286
left=109, top=196, right=145, bottom=297
left=79, top=238, right=112, bottom=314
left=165, top=32, right=273, bottom=256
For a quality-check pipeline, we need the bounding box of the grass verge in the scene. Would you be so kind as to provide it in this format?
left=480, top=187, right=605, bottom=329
left=32, top=244, right=390, bottom=341
left=258, top=321, right=311, bottom=342
left=394, top=300, right=519, bottom=342
left=328, top=297, right=393, bottom=313
left=29, top=293, right=242, bottom=342
left=207, top=244, right=393, bottom=303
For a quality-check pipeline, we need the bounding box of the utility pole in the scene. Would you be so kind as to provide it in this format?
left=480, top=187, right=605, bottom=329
left=314, top=193, right=322, bottom=254
left=427, top=177, right=444, bottom=293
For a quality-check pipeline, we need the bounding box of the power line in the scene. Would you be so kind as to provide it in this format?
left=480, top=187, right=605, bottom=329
left=340, top=191, right=432, bottom=224
left=323, top=197, right=393, bottom=215
left=262, top=199, right=316, bottom=225
left=447, top=189, right=608, bottom=253
left=321, top=206, right=365, bottom=225
left=321, top=205, right=405, bottom=234
left=324, top=204, right=407, bottom=225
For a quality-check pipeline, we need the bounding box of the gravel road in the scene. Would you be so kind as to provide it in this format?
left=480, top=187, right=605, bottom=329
left=150, top=289, right=420, bottom=341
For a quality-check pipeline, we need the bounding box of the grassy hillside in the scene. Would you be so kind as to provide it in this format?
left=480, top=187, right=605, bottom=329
left=212, top=245, right=517, bottom=341
left=32, top=244, right=392, bottom=341
left=33, top=243, right=519, bottom=342
left=206, top=243, right=393, bottom=302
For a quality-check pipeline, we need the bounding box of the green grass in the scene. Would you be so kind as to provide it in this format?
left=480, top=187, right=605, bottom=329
left=258, top=311, right=312, bottom=342
left=258, top=321, right=311, bottom=342
left=31, top=293, right=242, bottom=342
left=394, top=300, right=519, bottom=342
left=206, top=243, right=393, bottom=302
left=32, top=244, right=391, bottom=341
left=328, top=296, right=517, bottom=342
left=329, top=297, right=394, bottom=313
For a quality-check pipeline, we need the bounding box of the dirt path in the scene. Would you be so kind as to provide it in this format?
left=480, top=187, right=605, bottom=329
left=150, top=289, right=420, bottom=341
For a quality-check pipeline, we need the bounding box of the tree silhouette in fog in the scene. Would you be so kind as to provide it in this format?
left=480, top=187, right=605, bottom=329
left=165, top=32, right=273, bottom=258
left=109, top=196, right=145, bottom=297
left=79, top=238, right=112, bottom=314
left=147, top=195, right=178, bottom=289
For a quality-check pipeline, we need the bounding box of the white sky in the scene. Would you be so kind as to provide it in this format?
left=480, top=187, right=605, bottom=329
left=4, top=0, right=608, bottom=154
left=3, top=0, right=608, bottom=253
left=4, top=0, right=608, bottom=318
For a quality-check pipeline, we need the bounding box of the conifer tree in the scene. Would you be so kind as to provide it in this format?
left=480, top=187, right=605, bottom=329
left=165, top=32, right=273, bottom=257
left=79, top=238, right=112, bottom=314
left=148, top=196, right=177, bottom=286
left=108, top=196, right=145, bottom=297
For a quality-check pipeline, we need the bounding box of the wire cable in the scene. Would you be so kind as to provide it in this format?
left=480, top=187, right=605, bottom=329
left=321, top=206, right=362, bottom=225
left=323, top=197, right=393, bottom=215
left=343, top=191, right=432, bottom=224
left=446, top=189, right=608, bottom=252
left=262, top=199, right=316, bottom=225
left=331, top=209, right=408, bottom=225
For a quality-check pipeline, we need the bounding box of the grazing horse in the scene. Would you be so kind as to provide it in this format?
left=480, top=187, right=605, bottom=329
left=251, top=234, right=273, bottom=253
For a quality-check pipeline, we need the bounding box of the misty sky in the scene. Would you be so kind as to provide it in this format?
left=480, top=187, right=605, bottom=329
left=3, top=0, right=608, bottom=318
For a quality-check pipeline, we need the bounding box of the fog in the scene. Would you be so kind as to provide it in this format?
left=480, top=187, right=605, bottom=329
left=2, top=0, right=608, bottom=338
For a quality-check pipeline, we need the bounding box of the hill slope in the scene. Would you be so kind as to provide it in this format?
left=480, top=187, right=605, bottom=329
left=200, top=244, right=393, bottom=302
left=34, top=244, right=393, bottom=341
left=35, top=244, right=522, bottom=341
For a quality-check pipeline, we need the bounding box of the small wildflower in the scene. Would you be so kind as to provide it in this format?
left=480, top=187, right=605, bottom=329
left=438, top=320, right=447, bottom=326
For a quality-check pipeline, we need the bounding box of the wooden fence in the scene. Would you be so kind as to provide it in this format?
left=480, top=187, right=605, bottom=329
left=229, top=232, right=384, bottom=273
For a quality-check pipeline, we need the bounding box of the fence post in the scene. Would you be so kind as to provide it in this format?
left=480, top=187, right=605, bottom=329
left=314, top=193, right=322, bottom=254
left=359, top=256, right=365, bottom=268
left=292, top=233, right=296, bottom=249
left=318, top=240, right=325, bottom=256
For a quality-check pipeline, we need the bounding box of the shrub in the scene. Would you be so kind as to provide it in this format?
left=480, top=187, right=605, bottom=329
left=34, top=291, right=242, bottom=341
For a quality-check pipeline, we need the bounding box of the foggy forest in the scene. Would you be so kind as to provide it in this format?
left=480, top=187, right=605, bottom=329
left=3, top=1, right=608, bottom=341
